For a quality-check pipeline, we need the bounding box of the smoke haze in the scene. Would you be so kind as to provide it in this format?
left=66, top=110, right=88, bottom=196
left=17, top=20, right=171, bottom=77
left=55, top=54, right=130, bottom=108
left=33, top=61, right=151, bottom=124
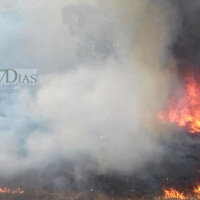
left=0, top=0, right=185, bottom=185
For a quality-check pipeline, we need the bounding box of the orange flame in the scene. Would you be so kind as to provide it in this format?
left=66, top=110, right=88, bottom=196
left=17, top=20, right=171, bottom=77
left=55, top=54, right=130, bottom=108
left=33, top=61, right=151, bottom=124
left=0, top=187, right=24, bottom=194
left=159, top=72, right=200, bottom=133
left=194, top=184, right=200, bottom=198
left=163, top=188, right=187, bottom=199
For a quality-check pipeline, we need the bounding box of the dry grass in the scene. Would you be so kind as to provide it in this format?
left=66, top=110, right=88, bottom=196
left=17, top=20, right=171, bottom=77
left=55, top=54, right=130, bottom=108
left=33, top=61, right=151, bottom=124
left=0, top=191, right=199, bottom=200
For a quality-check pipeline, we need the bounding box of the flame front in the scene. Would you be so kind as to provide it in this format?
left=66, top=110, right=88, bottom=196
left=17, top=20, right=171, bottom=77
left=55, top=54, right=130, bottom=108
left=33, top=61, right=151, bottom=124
left=159, top=72, right=200, bottom=133
left=0, top=187, right=24, bottom=194
left=163, top=188, right=187, bottom=199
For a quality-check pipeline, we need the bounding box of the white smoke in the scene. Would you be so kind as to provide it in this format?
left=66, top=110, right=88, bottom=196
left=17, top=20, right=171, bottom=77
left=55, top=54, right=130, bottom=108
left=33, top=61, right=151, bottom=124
left=0, top=0, right=179, bottom=178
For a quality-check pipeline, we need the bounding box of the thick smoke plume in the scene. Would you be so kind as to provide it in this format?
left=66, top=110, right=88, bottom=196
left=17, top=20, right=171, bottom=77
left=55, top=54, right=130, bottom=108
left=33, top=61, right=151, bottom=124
left=0, top=0, right=183, bottom=187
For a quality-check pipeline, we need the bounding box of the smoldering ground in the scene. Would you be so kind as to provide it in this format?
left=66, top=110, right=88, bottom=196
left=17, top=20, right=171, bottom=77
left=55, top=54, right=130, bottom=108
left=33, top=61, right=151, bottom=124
left=0, top=0, right=199, bottom=197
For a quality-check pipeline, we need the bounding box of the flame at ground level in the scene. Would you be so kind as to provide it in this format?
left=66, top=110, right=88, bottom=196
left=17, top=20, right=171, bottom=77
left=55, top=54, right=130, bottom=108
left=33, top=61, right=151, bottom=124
left=0, top=187, right=24, bottom=194
left=194, top=184, right=200, bottom=198
left=163, top=188, right=187, bottom=199
left=158, top=71, right=200, bottom=133
left=161, top=184, right=200, bottom=199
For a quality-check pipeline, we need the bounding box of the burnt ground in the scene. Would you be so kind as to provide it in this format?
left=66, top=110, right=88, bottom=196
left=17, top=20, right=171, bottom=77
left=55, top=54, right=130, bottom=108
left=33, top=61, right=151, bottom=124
left=0, top=131, right=199, bottom=200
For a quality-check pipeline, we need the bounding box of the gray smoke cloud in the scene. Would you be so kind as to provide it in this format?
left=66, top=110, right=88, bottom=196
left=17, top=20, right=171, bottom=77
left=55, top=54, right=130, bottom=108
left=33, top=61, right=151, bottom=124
left=173, top=0, right=200, bottom=65
left=0, top=0, right=180, bottom=180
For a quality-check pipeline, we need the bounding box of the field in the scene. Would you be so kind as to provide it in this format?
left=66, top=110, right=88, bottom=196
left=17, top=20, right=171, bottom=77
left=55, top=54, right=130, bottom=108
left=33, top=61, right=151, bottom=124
left=0, top=190, right=199, bottom=200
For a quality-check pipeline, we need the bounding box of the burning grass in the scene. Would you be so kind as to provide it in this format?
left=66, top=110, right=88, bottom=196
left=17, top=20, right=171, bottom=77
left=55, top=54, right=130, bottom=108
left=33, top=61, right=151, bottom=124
left=159, top=71, right=200, bottom=134
left=1, top=190, right=200, bottom=200
left=1, top=184, right=200, bottom=200
left=0, top=130, right=198, bottom=200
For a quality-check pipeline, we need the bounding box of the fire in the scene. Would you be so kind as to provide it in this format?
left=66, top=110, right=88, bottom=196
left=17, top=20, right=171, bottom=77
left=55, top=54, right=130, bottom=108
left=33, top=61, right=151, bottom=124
left=0, top=187, right=24, bottom=194
left=159, top=71, right=200, bottom=133
left=194, top=184, right=200, bottom=198
left=163, top=188, right=187, bottom=199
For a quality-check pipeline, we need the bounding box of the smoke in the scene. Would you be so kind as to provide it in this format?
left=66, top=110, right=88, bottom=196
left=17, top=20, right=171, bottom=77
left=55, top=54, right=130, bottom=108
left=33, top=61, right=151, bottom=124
left=173, top=0, right=200, bottom=65
left=0, top=0, right=180, bottom=184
